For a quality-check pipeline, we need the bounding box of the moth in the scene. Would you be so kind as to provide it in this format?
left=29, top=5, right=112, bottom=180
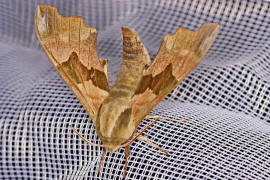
left=35, top=4, right=219, bottom=177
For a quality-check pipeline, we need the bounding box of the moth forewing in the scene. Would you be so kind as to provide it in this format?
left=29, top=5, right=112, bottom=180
left=131, top=22, right=219, bottom=127
left=35, top=4, right=109, bottom=122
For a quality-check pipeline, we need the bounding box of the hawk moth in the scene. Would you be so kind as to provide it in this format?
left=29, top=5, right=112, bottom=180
left=35, top=4, right=219, bottom=177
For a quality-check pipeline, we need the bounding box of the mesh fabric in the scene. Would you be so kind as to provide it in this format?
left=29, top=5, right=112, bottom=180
left=1, top=0, right=270, bottom=179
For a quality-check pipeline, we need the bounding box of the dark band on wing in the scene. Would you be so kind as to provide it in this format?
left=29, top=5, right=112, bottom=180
left=60, top=52, right=109, bottom=91
left=134, top=63, right=178, bottom=95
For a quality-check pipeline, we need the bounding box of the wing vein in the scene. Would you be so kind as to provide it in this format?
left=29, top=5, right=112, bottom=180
left=45, top=5, right=48, bottom=34
left=53, top=8, right=59, bottom=51
left=68, top=18, right=71, bottom=46
left=78, top=20, right=81, bottom=56
left=53, top=8, right=56, bottom=33
left=88, top=30, right=91, bottom=68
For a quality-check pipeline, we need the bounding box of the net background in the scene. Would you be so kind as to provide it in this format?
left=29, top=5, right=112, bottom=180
left=0, top=0, right=270, bottom=179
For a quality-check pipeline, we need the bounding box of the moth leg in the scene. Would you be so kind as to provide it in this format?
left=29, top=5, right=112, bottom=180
left=146, top=115, right=187, bottom=123
left=98, top=147, right=106, bottom=173
left=69, top=126, right=104, bottom=147
left=70, top=126, right=106, bottom=174
left=137, top=136, right=168, bottom=155
left=123, top=145, right=130, bottom=178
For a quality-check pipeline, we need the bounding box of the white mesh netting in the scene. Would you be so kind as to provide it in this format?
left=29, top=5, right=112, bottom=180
left=1, top=0, right=270, bottom=179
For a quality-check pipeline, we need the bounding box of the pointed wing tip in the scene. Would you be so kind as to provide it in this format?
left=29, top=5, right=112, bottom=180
left=162, top=22, right=220, bottom=52
left=36, top=4, right=57, bottom=16
left=200, top=22, right=220, bottom=35
left=35, top=4, right=44, bottom=18
left=192, top=22, right=220, bottom=58
left=172, top=22, right=220, bottom=34
left=37, top=3, right=57, bottom=9
left=202, top=21, right=220, bottom=27
left=35, top=4, right=98, bottom=34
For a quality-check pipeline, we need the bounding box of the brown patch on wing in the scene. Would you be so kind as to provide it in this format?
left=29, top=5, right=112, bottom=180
left=61, top=52, right=93, bottom=84
left=35, top=4, right=109, bottom=122
left=134, top=74, right=152, bottom=95
left=151, top=64, right=178, bottom=95
left=132, top=22, right=220, bottom=126
left=135, top=64, right=178, bottom=95
left=60, top=52, right=109, bottom=91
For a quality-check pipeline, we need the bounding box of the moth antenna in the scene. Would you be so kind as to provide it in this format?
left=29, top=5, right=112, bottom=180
left=137, top=136, right=168, bottom=155
left=146, top=115, right=187, bottom=122
left=120, top=115, right=186, bottom=148
left=70, top=126, right=105, bottom=147
left=98, top=147, right=106, bottom=173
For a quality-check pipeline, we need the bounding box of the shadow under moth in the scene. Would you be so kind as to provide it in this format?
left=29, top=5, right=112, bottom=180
left=35, top=4, right=219, bottom=178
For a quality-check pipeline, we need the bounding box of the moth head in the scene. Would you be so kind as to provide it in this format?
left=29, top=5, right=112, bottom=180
left=99, top=136, right=133, bottom=153
left=103, top=144, right=121, bottom=153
